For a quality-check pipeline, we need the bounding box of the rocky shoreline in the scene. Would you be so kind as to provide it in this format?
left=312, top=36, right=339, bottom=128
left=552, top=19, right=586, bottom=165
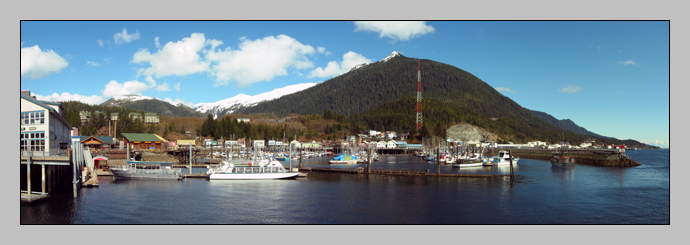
left=486, top=148, right=641, bottom=167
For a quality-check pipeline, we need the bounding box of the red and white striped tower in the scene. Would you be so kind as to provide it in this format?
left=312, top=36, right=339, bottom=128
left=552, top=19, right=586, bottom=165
left=416, top=60, right=423, bottom=131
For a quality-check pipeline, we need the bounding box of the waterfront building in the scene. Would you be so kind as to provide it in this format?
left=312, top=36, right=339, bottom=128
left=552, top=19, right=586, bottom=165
left=121, top=133, right=164, bottom=150
left=21, top=90, right=72, bottom=155
left=386, top=140, right=397, bottom=149
left=177, top=139, right=196, bottom=147
left=79, top=136, right=114, bottom=150
left=301, top=141, right=322, bottom=149
left=144, top=113, right=159, bottom=124
left=376, top=141, right=386, bottom=149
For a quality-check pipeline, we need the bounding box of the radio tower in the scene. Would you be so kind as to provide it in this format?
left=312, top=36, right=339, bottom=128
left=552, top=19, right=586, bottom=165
left=416, top=60, right=423, bottom=131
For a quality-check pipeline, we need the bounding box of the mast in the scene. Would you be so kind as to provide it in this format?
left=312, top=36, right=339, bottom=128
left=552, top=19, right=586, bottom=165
left=416, top=60, right=423, bottom=131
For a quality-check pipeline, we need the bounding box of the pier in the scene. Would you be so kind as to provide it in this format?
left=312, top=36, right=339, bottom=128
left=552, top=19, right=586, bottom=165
left=298, top=166, right=514, bottom=178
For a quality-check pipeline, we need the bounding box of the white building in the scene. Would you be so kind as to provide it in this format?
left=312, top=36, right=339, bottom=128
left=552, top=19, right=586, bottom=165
left=144, top=113, right=159, bottom=124
left=369, top=130, right=380, bottom=137
left=237, top=118, right=250, bottom=123
left=376, top=141, right=386, bottom=149
left=386, top=140, right=397, bottom=149
left=21, top=90, right=72, bottom=155
left=580, top=142, right=592, bottom=148
left=253, top=140, right=265, bottom=149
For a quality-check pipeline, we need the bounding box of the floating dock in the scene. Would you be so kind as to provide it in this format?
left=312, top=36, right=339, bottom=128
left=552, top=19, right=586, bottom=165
left=21, top=192, right=49, bottom=204
left=299, top=167, right=513, bottom=178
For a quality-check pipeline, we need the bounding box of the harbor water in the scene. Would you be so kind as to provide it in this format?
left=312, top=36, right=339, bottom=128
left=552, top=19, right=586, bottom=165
left=20, top=149, right=669, bottom=224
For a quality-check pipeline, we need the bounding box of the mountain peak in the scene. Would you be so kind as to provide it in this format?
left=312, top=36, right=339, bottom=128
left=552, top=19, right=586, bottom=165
left=382, top=51, right=402, bottom=62
left=112, top=94, right=154, bottom=102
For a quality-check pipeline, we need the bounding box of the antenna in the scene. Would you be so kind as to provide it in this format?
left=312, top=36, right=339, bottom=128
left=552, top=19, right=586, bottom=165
left=416, top=60, right=423, bottom=131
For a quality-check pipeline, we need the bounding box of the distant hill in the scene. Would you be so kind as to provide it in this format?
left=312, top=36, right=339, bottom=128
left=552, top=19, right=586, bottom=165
left=239, top=51, right=655, bottom=148
left=528, top=110, right=611, bottom=139
left=100, top=95, right=205, bottom=118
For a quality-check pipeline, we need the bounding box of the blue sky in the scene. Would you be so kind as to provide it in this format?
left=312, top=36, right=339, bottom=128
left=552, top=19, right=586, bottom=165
left=20, top=21, right=669, bottom=148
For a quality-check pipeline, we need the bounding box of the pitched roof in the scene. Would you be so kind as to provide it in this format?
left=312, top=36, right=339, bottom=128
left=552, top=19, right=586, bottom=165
left=121, top=133, right=162, bottom=142
left=80, top=136, right=114, bottom=143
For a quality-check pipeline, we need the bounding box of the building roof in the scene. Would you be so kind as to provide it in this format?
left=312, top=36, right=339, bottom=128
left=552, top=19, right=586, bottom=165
left=145, top=113, right=158, bottom=116
left=121, top=133, right=162, bottom=143
left=80, top=136, right=114, bottom=143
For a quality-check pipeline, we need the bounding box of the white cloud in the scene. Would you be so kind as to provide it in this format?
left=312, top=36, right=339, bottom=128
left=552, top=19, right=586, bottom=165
left=33, top=92, right=104, bottom=105
left=354, top=21, right=435, bottom=41
left=86, top=60, right=101, bottom=67
left=317, top=46, right=331, bottom=56
left=97, top=39, right=104, bottom=47
left=113, top=28, right=140, bottom=44
left=21, top=44, right=69, bottom=79
left=495, top=87, right=515, bottom=93
left=174, top=82, right=181, bottom=91
left=558, top=85, right=582, bottom=94
left=206, top=34, right=317, bottom=86
left=154, top=37, right=161, bottom=49
left=156, top=82, right=170, bottom=91
left=132, top=33, right=210, bottom=78
left=102, top=80, right=151, bottom=97
left=163, top=98, right=195, bottom=107
left=619, top=60, right=638, bottom=66
left=308, top=51, right=372, bottom=78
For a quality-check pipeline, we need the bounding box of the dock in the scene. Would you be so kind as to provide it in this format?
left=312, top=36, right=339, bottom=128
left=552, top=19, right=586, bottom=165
left=21, top=191, right=49, bottom=204
left=299, top=167, right=514, bottom=178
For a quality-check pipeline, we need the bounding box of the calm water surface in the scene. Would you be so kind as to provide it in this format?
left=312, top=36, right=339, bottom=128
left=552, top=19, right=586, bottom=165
left=20, top=149, right=669, bottom=224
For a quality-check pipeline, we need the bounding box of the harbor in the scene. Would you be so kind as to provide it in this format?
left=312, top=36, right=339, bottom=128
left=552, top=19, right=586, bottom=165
left=20, top=150, right=669, bottom=224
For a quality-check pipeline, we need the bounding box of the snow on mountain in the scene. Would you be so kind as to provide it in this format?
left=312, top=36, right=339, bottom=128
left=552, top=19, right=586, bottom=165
left=350, top=51, right=402, bottom=72
left=382, top=51, right=401, bottom=62
left=194, top=82, right=318, bottom=118
left=112, top=94, right=155, bottom=102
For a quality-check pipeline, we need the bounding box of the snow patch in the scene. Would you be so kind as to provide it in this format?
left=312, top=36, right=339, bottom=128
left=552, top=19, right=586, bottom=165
left=194, top=83, right=318, bottom=116
left=382, top=51, right=401, bottom=62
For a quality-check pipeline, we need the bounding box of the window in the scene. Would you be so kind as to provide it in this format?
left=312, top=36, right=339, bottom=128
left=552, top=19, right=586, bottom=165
left=21, top=111, right=45, bottom=125
left=21, top=131, right=46, bottom=152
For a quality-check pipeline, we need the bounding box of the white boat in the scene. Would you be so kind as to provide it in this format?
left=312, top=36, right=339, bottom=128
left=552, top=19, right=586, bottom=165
left=110, top=161, right=182, bottom=179
left=483, top=151, right=519, bottom=166
left=208, top=159, right=299, bottom=180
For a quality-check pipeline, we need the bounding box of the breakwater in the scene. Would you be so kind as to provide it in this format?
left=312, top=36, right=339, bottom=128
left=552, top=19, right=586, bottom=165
left=486, top=148, right=641, bottom=167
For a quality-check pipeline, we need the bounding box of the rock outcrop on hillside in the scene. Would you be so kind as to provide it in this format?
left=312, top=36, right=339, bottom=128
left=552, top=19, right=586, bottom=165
left=446, top=123, right=499, bottom=142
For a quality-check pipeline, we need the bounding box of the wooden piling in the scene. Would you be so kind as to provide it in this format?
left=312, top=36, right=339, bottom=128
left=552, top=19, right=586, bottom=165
left=436, top=147, right=440, bottom=175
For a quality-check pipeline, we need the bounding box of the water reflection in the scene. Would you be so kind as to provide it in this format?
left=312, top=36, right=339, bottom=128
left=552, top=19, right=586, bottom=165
left=551, top=166, right=576, bottom=181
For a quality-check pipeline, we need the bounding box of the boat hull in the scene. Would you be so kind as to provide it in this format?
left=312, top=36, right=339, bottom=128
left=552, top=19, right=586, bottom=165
left=110, top=169, right=181, bottom=179
left=209, top=172, right=299, bottom=180
left=452, top=159, right=483, bottom=168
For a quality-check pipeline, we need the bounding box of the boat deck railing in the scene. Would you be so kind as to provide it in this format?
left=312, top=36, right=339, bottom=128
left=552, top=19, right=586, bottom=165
left=232, top=166, right=287, bottom=174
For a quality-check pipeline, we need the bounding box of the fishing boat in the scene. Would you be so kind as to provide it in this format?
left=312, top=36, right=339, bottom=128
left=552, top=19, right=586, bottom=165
left=452, top=153, right=482, bottom=168
left=110, top=161, right=182, bottom=179
left=208, top=160, right=299, bottom=180
left=551, top=150, right=575, bottom=167
left=483, top=151, right=518, bottom=166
